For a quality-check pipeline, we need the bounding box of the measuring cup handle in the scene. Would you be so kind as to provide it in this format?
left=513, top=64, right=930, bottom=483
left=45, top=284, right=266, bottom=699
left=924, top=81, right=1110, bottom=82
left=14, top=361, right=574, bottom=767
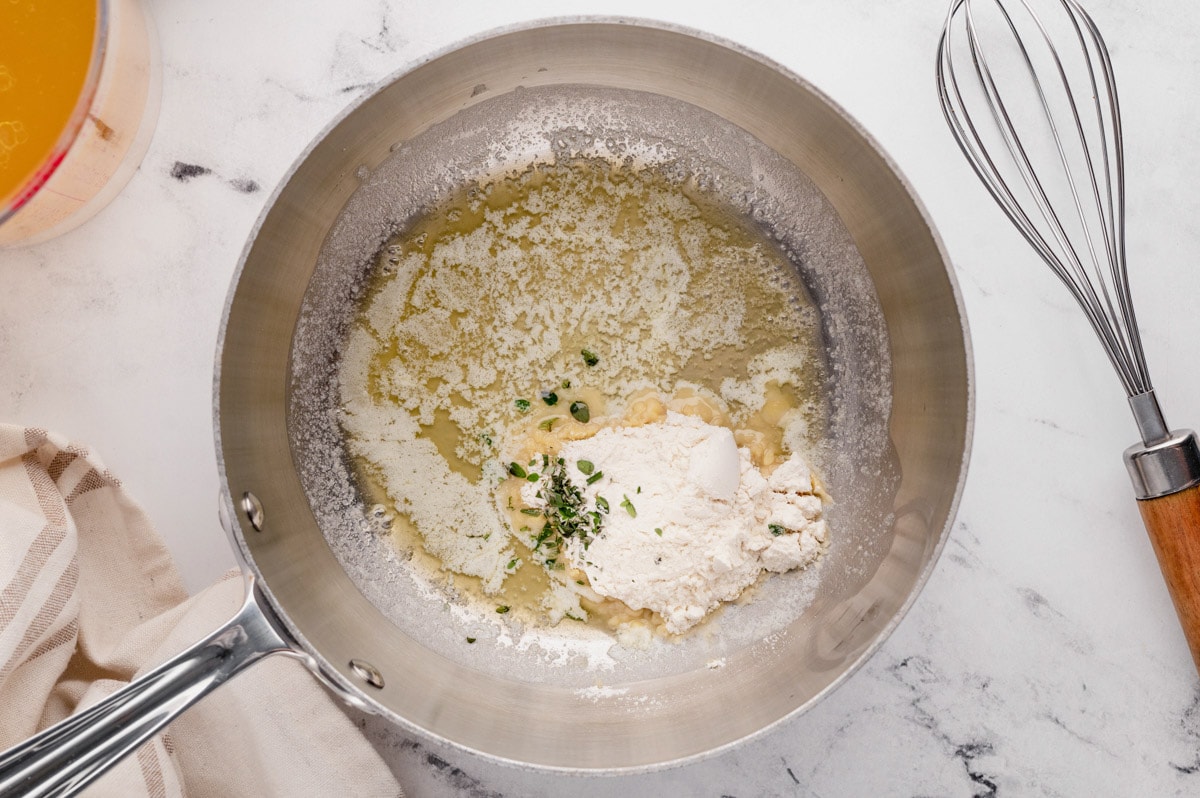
left=1138, top=483, right=1200, bottom=674
left=0, top=576, right=290, bottom=798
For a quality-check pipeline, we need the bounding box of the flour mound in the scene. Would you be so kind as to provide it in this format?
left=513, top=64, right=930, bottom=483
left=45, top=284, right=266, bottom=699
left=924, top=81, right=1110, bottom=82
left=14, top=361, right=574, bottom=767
left=523, top=412, right=827, bottom=634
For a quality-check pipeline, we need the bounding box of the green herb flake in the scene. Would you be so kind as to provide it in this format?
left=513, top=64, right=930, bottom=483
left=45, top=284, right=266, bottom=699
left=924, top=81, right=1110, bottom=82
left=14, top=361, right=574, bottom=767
left=769, top=523, right=786, bottom=536
left=538, top=417, right=557, bottom=432
left=621, top=495, right=637, bottom=518
left=541, top=390, right=559, bottom=406
left=570, top=400, right=590, bottom=423
left=520, top=455, right=605, bottom=567
left=506, top=558, right=520, bottom=570
left=636, top=486, right=641, bottom=494
left=514, top=398, right=531, bottom=413
left=655, top=527, right=663, bottom=536
left=596, top=496, right=610, bottom=513
left=576, top=579, right=586, bottom=586
left=577, top=460, right=595, bottom=475
left=495, top=605, right=510, bottom=614
left=508, top=462, right=527, bottom=478
left=581, top=348, right=599, bottom=367
left=466, top=637, right=476, bottom=644
left=586, top=470, right=603, bottom=485
left=561, top=379, right=571, bottom=389
left=520, top=507, right=541, bottom=516
left=526, top=472, right=540, bottom=482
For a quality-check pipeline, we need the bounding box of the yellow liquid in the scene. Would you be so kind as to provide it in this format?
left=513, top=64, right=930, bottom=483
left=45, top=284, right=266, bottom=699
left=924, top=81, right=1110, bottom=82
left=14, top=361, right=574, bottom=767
left=342, top=158, right=826, bottom=628
left=0, top=0, right=98, bottom=208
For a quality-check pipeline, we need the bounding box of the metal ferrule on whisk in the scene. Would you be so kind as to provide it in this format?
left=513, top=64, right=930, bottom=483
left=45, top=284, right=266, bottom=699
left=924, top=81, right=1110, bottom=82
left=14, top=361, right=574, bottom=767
left=1124, top=390, right=1200, bottom=500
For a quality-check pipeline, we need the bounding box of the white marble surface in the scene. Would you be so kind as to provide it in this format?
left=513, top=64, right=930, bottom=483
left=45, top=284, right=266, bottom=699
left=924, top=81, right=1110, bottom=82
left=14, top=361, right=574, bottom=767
left=5, top=0, right=1200, bottom=794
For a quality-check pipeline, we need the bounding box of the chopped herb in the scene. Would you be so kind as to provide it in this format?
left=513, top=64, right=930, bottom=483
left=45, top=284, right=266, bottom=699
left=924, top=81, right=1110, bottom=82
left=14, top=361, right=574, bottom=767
left=519, top=525, right=531, bottom=532
left=636, top=486, right=641, bottom=494
left=570, top=401, right=590, bottom=423
left=545, top=558, right=556, bottom=567
left=561, top=379, right=571, bottom=389
left=481, top=433, right=493, bottom=447
left=655, top=527, right=663, bottom=536
left=466, top=637, right=476, bottom=644
left=576, top=579, right=586, bottom=586
left=621, top=495, right=637, bottom=518
left=541, top=390, right=559, bottom=406
left=506, top=496, right=513, bottom=509
left=596, top=496, right=610, bottom=513
left=565, top=613, right=583, bottom=622
left=508, top=462, right=527, bottom=478
left=581, top=348, right=599, bottom=367
left=769, top=523, right=786, bottom=536
left=506, top=558, right=520, bottom=570
left=586, top=470, right=604, bottom=485
left=520, top=508, right=541, bottom=516
left=538, top=417, right=557, bottom=431
left=526, top=472, right=540, bottom=482
left=514, top=398, right=531, bottom=413
left=495, top=605, right=510, bottom=614
left=577, top=460, right=595, bottom=475
left=524, top=456, right=606, bottom=557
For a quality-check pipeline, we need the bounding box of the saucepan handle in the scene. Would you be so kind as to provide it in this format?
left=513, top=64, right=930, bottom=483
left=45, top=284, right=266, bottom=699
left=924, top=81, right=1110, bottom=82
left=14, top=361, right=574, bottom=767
left=0, top=576, right=291, bottom=798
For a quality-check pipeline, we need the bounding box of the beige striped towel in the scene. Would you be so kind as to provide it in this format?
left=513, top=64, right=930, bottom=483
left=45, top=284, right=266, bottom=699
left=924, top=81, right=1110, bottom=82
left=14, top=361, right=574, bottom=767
left=0, top=426, right=404, bottom=796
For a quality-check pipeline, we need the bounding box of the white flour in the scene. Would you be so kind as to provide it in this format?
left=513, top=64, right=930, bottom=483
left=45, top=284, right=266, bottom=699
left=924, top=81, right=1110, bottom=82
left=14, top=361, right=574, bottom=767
left=521, top=411, right=826, bottom=634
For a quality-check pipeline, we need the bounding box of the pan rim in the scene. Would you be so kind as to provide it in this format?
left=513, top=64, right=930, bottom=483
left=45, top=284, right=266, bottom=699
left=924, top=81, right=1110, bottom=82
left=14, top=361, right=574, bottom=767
left=212, top=14, right=975, bottom=775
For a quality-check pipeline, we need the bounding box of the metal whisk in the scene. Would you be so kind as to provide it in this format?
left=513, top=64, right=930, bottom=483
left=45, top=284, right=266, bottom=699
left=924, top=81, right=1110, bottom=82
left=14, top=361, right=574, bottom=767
left=936, top=0, right=1200, bottom=673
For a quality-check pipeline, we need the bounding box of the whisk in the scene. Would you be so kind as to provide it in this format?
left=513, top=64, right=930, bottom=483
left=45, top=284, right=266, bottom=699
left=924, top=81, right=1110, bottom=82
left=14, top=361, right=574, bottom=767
left=936, top=0, right=1200, bottom=672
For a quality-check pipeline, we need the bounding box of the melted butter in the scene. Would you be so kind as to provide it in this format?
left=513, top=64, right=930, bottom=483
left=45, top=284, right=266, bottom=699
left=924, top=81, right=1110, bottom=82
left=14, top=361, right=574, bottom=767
left=343, top=157, right=826, bottom=629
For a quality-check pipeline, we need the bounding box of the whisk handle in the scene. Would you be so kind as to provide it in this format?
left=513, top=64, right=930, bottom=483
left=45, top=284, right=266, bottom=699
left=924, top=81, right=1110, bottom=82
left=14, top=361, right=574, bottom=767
left=1138, top=485, right=1200, bottom=671
left=1129, top=430, right=1200, bottom=672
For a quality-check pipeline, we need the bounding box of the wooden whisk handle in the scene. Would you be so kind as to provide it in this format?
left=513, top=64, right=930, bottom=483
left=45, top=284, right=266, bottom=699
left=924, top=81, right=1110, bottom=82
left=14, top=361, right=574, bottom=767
left=1138, top=485, right=1200, bottom=672
left=1126, top=427, right=1200, bottom=673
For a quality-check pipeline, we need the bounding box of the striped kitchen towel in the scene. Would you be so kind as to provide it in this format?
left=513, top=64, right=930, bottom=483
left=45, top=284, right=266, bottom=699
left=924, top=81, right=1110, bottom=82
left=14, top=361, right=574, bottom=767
left=0, top=426, right=404, bottom=796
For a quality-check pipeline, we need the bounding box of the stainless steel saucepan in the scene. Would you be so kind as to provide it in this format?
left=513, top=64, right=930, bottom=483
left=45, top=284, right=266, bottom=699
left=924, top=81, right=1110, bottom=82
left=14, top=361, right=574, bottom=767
left=0, top=19, right=972, bottom=795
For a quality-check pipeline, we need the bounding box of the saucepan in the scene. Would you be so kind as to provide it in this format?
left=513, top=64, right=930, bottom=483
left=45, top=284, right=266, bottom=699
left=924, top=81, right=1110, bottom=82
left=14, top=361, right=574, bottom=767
left=0, top=18, right=971, bottom=795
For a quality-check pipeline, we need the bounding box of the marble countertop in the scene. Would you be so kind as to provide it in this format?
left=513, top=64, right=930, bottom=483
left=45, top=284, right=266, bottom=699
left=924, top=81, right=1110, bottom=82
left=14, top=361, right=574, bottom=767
left=5, top=0, right=1200, bottom=794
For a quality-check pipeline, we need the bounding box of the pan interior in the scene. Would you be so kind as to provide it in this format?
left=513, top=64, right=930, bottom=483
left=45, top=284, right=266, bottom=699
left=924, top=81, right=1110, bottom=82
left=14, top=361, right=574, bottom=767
left=288, top=83, right=894, bottom=685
